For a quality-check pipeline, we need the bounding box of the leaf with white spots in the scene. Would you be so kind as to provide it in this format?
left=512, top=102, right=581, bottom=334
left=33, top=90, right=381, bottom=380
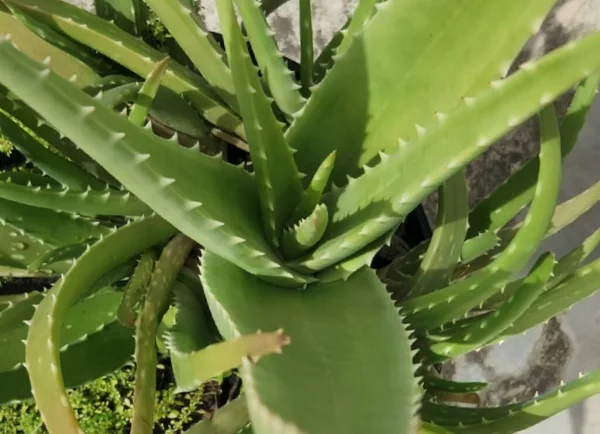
left=131, top=234, right=195, bottom=433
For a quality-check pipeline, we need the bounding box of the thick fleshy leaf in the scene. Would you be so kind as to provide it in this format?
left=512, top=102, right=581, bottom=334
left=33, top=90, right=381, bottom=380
left=217, top=0, right=304, bottom=249
left=287, top=0, right=557, bottom=184
left=172, top=329, right=290, bottom=393
left=234, top=0, right=304, bottom=115
left=467, top=73, right=600, bottom=235
left=0, top=321, right=134, bottom=404
left=6, top=0, right=244, bottom=136
left=0, top=290, right=125, bottom=373
left=95, top=0, right=146, bottom=36
left=408, top=171, right=468, bottom=297
left=131, top=234, right=195, bottom=433
left=297, top=32, right=600, bottom=272
left=144, top=0, right=238, bottom=111
left=421, top=372, right=600, bottom=433
left=117, top=250, right=157, bottom=328
left=402, top=106, right=562, bottom=330
left=201, top=250, right=419, bottom=434
left=128, top=56, right=171, bottom=127
left=0, top=41, right=310, bottom=285
left=0, top=110, right=105, bottom=190
left=426, top=252, right=554, bottom=361
left=0, top=7, right=98, bottom=86
left=25, top=216, right=176, bottom=434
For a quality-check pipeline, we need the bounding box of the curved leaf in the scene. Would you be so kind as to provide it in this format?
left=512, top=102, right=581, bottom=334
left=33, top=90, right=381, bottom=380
left=0, top=7, right=98, bottom=86
left=201, top=250, right=419, bottom=434
left=408, top=171, right=468, bottom=297
left=144, top=0, right=238, bottom=111
left=234, top=0, right=304, bottom=115
left=299, top=33, right=600, bottom=272
left=288, top=0, right=557, bottom=184
left=25, top=215, right=176, bottom=434
left=467, top=73, right=600, bottom=235
left=402, top=105, right=562, bottom=330
left=6, top=0, right=244, bottom=137
left=0, top=41, right=310, bottom=285
left=218, top=0, right=304, bottom=249
left=281, top=204, right=329, bottom=259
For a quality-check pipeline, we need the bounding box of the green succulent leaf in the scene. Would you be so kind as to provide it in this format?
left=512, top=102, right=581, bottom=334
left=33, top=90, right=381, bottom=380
left=0, top=321, right=134, bottom=405
left=218, top=0, right=304, bottom=249
left=482, top=228, right=600, bottom=309
left=132, top=234, right=194, bottom=434
left=421, top=372, right=600, bottom=433
left=0, top=93, right=116, bottom=186
left=6, top=0, right=244, bottom=137
left=0, top=7, right=98, bottom=86
left=29, top=240, right=95, bottom=271
left=144, top=0, right=238, bottom=111
left=299, top=33, right=600, bottom=272
left=500, top=257, right=600, bottom=337
left=298, top=0, right=313, bottom=96
left=467, top=73, right=600, bottom=235
left=0, top=290, right=125, bottom=373
left=0, top=197, right=108, bottom=252
left=172, top=329, right=290, bottom=394
left=0, top=180, right=151, bottom=216
left=0, top=291, right=43, bottom=335
left=0, top=110, right=105, bottom=190
left=25, top=215, right=176, bottom=434
left=117, top=249, right=157, bottom=328
left=128, top=56, right=171, bottom=127
left=287, top=150, right=336, bottom=225
left=426, top=252, right=555, bottom=361
left=288, top=0, right=557, bottom=185
left=402, top=105, right=562, bottom=330
left=234, top=0, right=304, bottom=115
left=0, top=41, right=310, bottom=285
left=201, top=250, right=419, bottom=434
left=408, top=171, right=468, bottom=298
left=165, top=280, right=217, bottom=355
left=281, top=204, right=329, bottom=259
left=455, top=178, right=600, bottom=279
left=95, top=82, right=142, bottom=109
left=549, top=228, right=600, bottom=287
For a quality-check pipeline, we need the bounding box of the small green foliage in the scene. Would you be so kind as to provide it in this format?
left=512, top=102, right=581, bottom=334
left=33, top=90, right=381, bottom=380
left=0, top=363, right=208, bottom=434
left=0, top=134, right=12, bottom=155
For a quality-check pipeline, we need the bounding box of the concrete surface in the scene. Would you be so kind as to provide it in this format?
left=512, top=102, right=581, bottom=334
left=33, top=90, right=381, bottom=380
left=65, top=1, right=600, bottom=432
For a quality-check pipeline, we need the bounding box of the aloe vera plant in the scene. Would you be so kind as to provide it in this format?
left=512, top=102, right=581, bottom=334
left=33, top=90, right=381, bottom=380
left=0, top=0, right=600, bottom=433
